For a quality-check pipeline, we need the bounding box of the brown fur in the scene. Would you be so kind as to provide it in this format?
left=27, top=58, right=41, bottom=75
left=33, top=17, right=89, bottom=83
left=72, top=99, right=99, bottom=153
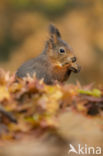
left=16, top=24, right=80, bottom=84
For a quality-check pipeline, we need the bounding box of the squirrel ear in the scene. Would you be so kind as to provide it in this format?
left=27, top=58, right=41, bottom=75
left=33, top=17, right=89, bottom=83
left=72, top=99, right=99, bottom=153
left=46, top=38, right=54, bottom=49
left=49, top=24, right=61, bottom=38
left=49, top=24, right=61, bottom=43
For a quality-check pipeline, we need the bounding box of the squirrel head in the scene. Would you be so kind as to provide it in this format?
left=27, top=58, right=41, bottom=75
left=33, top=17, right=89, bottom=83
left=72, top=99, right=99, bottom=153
left=45, top=24, right=80, bottom=73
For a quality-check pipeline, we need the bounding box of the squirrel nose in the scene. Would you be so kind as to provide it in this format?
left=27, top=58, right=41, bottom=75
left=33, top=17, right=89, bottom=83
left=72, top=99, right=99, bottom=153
left=71, top=57, right=76, bottom=63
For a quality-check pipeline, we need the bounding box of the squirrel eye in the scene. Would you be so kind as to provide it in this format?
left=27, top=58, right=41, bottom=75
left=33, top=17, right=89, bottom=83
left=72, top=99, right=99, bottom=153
left=59, top=48, right=65, bottom=53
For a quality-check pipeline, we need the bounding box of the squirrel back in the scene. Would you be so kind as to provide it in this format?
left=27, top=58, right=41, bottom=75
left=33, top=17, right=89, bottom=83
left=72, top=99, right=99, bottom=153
left=16, top=24, right=80, bottom=84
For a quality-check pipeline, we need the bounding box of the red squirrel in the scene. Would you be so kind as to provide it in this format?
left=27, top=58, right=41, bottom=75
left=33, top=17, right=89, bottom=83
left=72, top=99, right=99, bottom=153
left=16, top=24, right=80, bottom=84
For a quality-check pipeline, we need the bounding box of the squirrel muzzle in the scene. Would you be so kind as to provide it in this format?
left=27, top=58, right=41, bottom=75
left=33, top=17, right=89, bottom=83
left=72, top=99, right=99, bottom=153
left=62, top=56, right=81, bottom=73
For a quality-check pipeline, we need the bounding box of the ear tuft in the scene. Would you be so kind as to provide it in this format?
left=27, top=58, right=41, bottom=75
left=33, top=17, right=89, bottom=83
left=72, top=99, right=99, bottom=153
left=49, top=24, right=61, bottom=38
left=49, top=24, right=56, bottom=34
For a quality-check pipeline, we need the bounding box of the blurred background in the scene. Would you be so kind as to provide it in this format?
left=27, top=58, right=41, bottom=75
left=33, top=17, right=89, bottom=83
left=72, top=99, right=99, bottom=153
left=0, top=1, right=103, bottom=155
left=0, top=0, right=103, bottom=85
